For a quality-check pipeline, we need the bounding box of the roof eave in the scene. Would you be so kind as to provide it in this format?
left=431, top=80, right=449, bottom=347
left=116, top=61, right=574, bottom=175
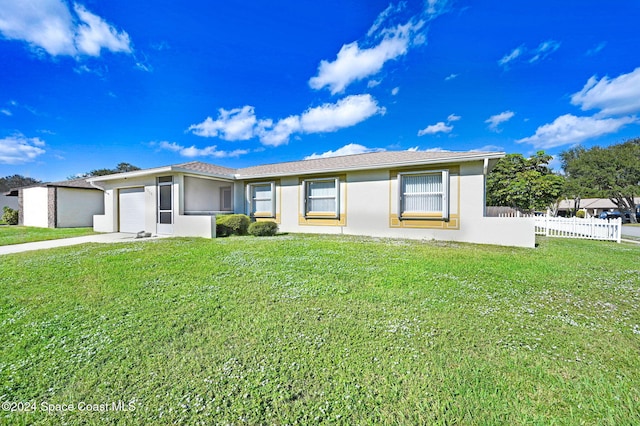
left=86, top=166, right=175, bottom=182
left=236, top=152, right=505, bottom=180
left=171, top=167, right=236, bottom=180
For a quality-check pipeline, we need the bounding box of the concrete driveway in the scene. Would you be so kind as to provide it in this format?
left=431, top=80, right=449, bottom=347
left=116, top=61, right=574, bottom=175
left=0, top=233, right=162, bottom=256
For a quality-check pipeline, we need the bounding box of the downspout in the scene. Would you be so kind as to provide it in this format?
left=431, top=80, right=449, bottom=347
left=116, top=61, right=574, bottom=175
left=482, top=157, right=489, bottom=217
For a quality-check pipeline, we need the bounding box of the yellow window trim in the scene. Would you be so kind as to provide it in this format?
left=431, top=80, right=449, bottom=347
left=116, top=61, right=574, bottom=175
left=388, top=166, right=460, bottom=230
left=246, top=179, right=281, bottom=224
left=389, top=213, right=460, bottom=229
left=298, top=174, right=347, bottom=226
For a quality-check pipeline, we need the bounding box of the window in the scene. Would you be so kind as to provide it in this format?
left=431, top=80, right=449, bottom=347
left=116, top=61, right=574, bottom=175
left=398, top=170, right=449, bottom=220
left=304, top=178, right=339, bottom=218
left=248, top=182, right=275, bottom=217
left=220, top=187, right=232, bottom=211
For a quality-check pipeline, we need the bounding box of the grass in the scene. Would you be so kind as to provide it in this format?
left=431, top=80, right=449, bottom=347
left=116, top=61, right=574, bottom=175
left=1, top=234, right=639, bottom=425
left=0, top=226, right=96, bottom=246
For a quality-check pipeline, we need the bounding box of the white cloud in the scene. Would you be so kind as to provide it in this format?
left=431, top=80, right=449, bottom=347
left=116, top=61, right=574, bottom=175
left=571, top=67, right=640, bottom=117
left=257, top=116, right=301, bottom=147
left=417, top=122, right=453, bottom=136
left=73, top=4, right=131, bottom=56
left=0, top=134, right=46, bottom=164
left=308, top=22, right=417, bottom=94
left=299, top=94, right=384, bottom=133
left=307, top=0, right=449, bottom=94
left=485, top=110, right=515, bottom=132
left=1, top=109, right=12, bottom=116
left=0, top=0, right=132, bottom=58
left=157, top=141, right=248, bottom=158
left=367, top=79, right=381, bottom=88
left=498, top=46, right=524, bottom=67
left=304, top=143, right=385, bottom=160
left=417, top=113, right=460, bottom=136
left=188, top=106, right=258, bottom=141
left=473, top=144, right=503, bottom=152
left=409, top=146, right=449, bottom=152
left=516, top=114, right=637, bottom=149
left=499, top=40, right=560, bottom=68
left=586, top=42, right=606, bottom=56
left=444, top=73, right=458, bottom=81
left=529, top=40, right=560, bottom=63
left=391, top=87, right=400, bottom=96
left=191, top=95, right=384, bottom=147
left=366, top=3, right=402, bottom=37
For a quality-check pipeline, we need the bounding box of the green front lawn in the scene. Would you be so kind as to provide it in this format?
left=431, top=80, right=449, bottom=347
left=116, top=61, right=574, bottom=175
left=1, top=235, right=639, bottom=424
left=0, top=226, right=96, bottom=246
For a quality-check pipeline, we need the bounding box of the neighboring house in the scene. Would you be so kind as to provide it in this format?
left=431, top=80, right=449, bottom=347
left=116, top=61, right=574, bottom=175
left=558, top=197, right=640, bottom=217
left=88, top=150, right=535, bottom=247
left=0, top=194, right=18, bottom=211
left=6, top=178, right=105, bottom=228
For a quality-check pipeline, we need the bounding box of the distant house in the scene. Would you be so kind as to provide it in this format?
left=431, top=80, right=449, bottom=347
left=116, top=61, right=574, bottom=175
left=558, top=197, right=640, bottom=217
left=87, top=150, right=535, bottom=247
left=0, top=193, right=18, bottom=212
left=6, top=178, right=104, bottom=228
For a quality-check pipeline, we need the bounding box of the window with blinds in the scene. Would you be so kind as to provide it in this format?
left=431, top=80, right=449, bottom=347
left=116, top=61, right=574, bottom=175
left=248, top=182, right=275, bottom=217
left=398, top=171, right=449, bottom=219
left=303, top=178, right=339, bottom=218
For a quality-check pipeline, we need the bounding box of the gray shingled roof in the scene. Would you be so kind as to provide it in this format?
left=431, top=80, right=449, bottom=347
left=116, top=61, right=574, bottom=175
left=174, top=161, right=237, bottom=177
left=85, top=150, right=504, bottom=182
left=47, top=177, right=100, bottom=189
left=7, top=177, right=100, bottom=193
left=236, top=150, right=502, bottom=178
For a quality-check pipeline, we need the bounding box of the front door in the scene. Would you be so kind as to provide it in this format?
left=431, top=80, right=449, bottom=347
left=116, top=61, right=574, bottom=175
left=157, top=176, right=173, bottom=234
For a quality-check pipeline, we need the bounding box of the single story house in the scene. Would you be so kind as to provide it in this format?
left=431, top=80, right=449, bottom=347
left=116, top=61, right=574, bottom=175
left=6, top=178, right=105, bottom=228
left=87, top=150, right=535, bottom=247
left=558, top=197, right=640, bottom=217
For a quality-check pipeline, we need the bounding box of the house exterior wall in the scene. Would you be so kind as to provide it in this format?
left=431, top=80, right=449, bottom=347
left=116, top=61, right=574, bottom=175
left=92, top=175, right=157, bottom=233
left=183, top=176, right=232, bottom=213
left=22, top=187, right=49, bottom=228
left=94, top=173, right=224, bottom=237
left=56, top=188, right=104, bottom=228
left=0, top=194, right=18, bottom=211
left=240, top=161, right=534, bottom=248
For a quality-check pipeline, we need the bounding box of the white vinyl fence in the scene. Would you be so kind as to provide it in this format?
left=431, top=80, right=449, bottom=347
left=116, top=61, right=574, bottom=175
left=535, top=216, right=622, bottom=242
left=498, top=214, right=622, bottom=243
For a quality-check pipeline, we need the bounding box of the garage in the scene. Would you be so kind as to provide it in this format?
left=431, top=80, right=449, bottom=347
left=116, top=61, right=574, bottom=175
left=119, top=187, right=145, bottom=233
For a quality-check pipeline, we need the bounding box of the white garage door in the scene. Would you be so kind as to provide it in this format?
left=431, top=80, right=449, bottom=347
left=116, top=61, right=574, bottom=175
left=119, top=187, right=145, bottom=233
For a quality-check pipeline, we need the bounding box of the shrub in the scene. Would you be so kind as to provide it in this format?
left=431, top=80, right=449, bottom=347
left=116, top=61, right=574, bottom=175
left=2, top=207, right=18, bottom=225
left=575, top=210, right=586, bottom=218
left=248, top=221, right=278, bottom=237
left=216, top=214, right=250, bottom=236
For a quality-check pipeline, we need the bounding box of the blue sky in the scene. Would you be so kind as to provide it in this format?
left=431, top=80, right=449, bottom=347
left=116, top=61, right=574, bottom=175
left=1, top=0, right=639, bottom=181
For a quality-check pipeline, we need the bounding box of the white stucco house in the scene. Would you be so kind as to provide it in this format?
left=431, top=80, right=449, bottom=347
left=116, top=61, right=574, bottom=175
left=7, top=178, right=105, bottom=228
left=87, top=150, right=535, bottom=247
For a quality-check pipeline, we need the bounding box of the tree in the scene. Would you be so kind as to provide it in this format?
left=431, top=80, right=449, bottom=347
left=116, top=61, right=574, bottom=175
left=486, top=151, right=565, bottom=213
left=74, top=162, right=141, bottom=178
left=561, top=138, right=640, bottom=223
left=0, top=174, right=42, bottom=192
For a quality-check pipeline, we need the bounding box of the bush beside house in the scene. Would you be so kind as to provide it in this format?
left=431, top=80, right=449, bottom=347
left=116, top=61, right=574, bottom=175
left=248, top=221, right=278, bottom=237
left=216, top=214, right=250, bottom=237
left=2, top=207, right=18, bottom=225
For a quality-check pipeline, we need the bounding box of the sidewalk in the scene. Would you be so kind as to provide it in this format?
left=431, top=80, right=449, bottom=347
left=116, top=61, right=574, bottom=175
left=0, top=233, right=163, bottom=256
